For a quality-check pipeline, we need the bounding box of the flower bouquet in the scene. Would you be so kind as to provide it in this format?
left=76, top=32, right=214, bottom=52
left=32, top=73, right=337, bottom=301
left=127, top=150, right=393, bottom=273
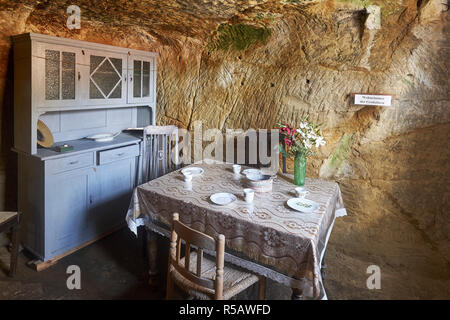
left=278, top=120, right=326, bottom=186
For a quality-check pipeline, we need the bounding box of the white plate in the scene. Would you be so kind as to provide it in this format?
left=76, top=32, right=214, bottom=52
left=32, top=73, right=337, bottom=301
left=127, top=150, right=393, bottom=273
left=210, top=193, right=237, bottom=206
left=181, top=167, right=204, bottom=176
left=86, top=132, right=120, bottom=142
left=242, top=169, right=261, bottom=176
left=286, top=198, right=319, bottom=213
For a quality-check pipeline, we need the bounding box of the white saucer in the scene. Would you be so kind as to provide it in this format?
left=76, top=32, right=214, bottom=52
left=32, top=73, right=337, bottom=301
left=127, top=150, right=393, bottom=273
left=210, top=193, right=237, bottom=206
left=181, top=167, right=204, bottom=176
left=287, top=198, right=319, bottom=213
left=242, top=169, right=261, bottom=176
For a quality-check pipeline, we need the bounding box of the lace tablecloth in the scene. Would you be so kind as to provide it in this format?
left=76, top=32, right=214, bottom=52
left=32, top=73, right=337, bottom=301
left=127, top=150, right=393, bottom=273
left=126, top=162, right=346, bottom=299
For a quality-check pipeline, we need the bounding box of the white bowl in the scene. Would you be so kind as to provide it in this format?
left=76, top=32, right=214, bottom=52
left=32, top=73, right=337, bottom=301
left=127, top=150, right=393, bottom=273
left=245, top=174, right=273, bottom=192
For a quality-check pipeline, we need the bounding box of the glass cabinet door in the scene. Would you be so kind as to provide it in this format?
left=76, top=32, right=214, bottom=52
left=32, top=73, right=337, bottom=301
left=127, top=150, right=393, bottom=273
left=86, top=51, right=127, bottom=105
left=36, top=43, right=82, bottom=108
left=127, top=55, right=156, bottom=104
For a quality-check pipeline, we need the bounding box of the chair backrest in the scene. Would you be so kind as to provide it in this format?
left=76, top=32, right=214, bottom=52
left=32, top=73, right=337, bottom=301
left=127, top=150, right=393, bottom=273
left=169, top=213, right=225, bottom=300
left=142, top=125, right=179, bottom=182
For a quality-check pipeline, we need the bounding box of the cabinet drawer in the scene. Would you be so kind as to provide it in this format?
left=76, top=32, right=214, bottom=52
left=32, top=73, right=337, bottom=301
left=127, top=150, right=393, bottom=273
left=98, top=144, right=139, bottom=165
left=47, top=152, right=94, bottom=175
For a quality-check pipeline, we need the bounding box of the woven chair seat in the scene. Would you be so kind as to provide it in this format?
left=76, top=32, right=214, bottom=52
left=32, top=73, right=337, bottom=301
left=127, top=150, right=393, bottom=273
left=0, top=212, right=18, bottom=225
left=170, top=251, right=259, bottom=300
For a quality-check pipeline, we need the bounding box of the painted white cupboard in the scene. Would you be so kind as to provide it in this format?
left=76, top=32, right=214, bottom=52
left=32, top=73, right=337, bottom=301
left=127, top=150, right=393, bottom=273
left=13, top=33, right=157, bottom=154
left=13, top=33, right=157, bottom=263
left=18, top=140, right=140, bottom=261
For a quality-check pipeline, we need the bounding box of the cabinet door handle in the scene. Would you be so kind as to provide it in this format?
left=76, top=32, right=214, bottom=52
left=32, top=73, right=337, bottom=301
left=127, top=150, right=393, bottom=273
left=78, top=72, right=81, bottom=81
left=90, top=195, right=93, bottom=204
left=117, top=153, right=125, bottom=157
left=69, top=160, right=79, bottom=165
left=130, top=76, right=133, bottom=82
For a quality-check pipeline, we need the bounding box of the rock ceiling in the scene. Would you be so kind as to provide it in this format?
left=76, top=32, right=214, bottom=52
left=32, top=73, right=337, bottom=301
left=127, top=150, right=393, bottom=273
left=1, top=0, right=419, bottom=55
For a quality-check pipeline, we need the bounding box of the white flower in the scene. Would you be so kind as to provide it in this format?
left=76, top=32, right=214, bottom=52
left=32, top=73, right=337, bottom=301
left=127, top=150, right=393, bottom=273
left=315, top=136, right=326, bottom=147
left=294, top=120, right=326, bottom=150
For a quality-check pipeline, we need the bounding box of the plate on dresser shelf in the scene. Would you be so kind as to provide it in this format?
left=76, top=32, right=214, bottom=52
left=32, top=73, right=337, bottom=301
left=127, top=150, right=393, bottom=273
left=86, top=132, right=121, bottom=142
left=181, top=167, right=204, bottom=176
left=210, top=193, right=237, bottom=206
left=287, top=198, right=319, bottom=213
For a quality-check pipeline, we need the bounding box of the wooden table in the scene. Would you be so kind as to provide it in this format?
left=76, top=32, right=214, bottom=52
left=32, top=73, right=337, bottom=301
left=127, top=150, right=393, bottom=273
left=126, top=162, right=346, bottom=299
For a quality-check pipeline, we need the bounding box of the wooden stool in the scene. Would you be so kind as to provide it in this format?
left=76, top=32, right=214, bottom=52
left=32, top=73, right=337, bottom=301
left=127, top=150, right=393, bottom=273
left=0, top=212, right=20, bottom=277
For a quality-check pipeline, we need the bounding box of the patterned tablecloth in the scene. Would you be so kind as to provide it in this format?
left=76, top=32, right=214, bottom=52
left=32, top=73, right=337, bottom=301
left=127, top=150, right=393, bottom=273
left=126, top=162, right=346, bottom=299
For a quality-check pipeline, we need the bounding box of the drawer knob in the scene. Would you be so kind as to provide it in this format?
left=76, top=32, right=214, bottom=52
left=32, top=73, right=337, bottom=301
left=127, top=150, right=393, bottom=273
left=117, top=153, right=125, bottom=157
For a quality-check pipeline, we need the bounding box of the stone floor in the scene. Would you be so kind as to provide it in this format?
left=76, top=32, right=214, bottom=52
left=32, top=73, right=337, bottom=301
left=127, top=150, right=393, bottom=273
left=0, top=227, right=289, bottom=300
left=0, top=225, right=449, bottom=300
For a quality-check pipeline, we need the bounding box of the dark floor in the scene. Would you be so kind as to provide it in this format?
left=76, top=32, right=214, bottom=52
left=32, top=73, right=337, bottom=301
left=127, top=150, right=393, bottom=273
left=0, top=227, right=291, bottom=300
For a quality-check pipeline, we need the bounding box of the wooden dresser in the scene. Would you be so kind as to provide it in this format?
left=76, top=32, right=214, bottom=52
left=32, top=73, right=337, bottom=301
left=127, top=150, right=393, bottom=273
left=12, top=33, right=157, bottom=265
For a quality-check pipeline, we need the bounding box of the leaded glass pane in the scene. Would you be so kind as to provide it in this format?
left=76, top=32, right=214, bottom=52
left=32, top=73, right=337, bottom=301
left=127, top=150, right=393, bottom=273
left=61, top=52, right=75, bottom=100
left=45, top=50, right=60, bottom=100
left=142, top=61, right=150, bottom=97
left=90, top=81, right=104, bottom=99
left=109, top=83, right=122, bottom=98
left=133, top=60, right=141, bottom=98
left=90, top=55, right=104, bottom=73
left=90, top=56, right=122, bottom=99
left=110, top=58, right=122, bottom=74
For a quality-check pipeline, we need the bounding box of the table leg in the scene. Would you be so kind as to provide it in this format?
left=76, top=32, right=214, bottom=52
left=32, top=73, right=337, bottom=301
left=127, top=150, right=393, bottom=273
left=321, top=260, right=327, bottom=282
left=146, top=228, right=159, bottom=287
left=321, top=248, right=327, bottom=282
left=9, top=224, right=19, bottom=277
left=291, top=287, right=303, bottom=300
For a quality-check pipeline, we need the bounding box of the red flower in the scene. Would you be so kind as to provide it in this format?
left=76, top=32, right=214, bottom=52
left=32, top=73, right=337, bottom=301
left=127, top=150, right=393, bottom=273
left=284, top=137, right=293, bottom=146
left=279, top=123, right=296, bottom=140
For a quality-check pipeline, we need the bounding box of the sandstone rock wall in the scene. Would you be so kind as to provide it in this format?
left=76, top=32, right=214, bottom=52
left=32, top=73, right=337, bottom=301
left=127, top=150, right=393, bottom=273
left=0, top=0, right=448, bottom=298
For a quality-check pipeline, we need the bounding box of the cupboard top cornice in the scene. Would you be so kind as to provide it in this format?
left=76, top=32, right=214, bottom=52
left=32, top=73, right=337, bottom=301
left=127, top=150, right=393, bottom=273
left=12, top=33, right=159, bottom=57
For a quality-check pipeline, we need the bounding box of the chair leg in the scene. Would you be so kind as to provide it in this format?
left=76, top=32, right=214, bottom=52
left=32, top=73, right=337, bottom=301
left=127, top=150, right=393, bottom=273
left=258, top=276, right=266, bottom=300
left=9, top=225, right=19, bottom=277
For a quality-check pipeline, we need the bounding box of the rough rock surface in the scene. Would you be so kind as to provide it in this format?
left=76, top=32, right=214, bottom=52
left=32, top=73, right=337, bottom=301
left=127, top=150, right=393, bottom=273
left=0, top=0, right=449, bottom=299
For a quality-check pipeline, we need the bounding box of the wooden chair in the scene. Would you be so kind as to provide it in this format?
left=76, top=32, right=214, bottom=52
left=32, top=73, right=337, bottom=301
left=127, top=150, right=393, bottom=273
left=142, top=125, right=179, bottom=182
left=166, top=213, right=266, bottom=300
left=0, top=212, right=20, bottom=277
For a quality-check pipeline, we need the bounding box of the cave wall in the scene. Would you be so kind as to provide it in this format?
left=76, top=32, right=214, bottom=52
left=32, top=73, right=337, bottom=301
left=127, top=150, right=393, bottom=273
left=0, top=0, right=448, bottom=297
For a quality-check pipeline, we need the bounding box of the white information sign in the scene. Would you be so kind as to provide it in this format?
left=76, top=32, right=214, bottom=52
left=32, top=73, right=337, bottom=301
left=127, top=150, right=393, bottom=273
left=354, top=94, right=392, bottom=107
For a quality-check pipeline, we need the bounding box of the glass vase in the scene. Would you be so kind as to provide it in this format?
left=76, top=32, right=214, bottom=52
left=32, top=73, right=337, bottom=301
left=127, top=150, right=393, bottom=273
left=294, top=153, right=306, bottom=186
